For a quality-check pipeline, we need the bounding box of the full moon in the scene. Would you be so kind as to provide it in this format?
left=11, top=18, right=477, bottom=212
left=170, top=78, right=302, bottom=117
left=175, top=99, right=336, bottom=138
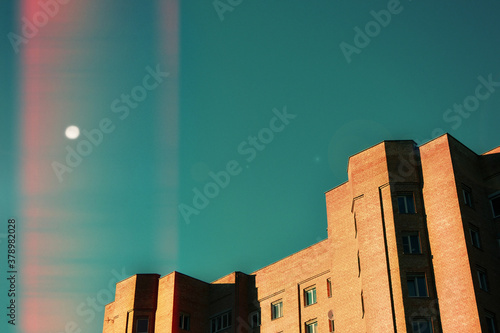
left=65, top=125, right=80, bottom=139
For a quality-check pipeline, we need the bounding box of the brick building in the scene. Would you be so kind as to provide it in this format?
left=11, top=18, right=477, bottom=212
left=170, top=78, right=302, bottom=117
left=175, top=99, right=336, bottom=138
left=103, top=134, right=500, bottom=333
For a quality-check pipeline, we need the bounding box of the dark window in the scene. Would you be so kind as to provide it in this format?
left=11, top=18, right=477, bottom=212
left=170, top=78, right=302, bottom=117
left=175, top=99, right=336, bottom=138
left=271, top=300, right=283, bottom=319
left=412, top=318, right=433, bottom=333
left=490, top=195, right=500, bottom=218
left=402, top=232, right=422, bottom=254
left=354, top=214, right=358, bottom=238
left=327, top=278, right=332, bottom=298
left=210, top=311, right=231, bottom=333
left=486, top=312, right=498, bottom=333
left=407, top=274, right=428, bottom=297
left=470, top=227, right=481, bottom=248
left=463, top=188, right=473, bottom=207
left=179, top=313, right=190, bottom=331
left=357, top=251, right=361, bottom=276
left=250, top=311, right=260, bottom=328
left=478, top=268, right=489, bottom=292
left=136, top=318, right=148, bottom=333
left=398, top=194, right=416, bottom=214
left=361, top=291, right=365, bottom=317
left=305, top=287, right=317, bottom=306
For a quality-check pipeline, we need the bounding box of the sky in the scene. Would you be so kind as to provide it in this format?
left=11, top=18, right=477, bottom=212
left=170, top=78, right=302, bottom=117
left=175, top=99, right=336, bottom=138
left=1, top=0, right=499, bottom=332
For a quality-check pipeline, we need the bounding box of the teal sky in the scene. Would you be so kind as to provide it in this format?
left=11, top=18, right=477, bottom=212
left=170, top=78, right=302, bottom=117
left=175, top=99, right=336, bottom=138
left=1, top=1, right=499, bottom=332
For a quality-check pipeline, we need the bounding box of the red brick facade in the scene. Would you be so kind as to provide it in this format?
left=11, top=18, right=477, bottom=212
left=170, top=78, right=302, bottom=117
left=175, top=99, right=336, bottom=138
left=103, top=134, right=500, bottom=333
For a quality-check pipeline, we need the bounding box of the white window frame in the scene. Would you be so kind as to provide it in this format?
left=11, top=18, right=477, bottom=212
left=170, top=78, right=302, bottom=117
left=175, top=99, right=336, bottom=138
left=271, top=300, right=283, bottom=320
left=305, top=320, right=318, bottom=333
left=304, top=286, right=317, bottom=306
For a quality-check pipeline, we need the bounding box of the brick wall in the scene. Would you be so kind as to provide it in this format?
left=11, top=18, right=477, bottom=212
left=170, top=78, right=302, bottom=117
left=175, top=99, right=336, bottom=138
left=103, top=134, right=499, bottom=333
left=420, top=134, right=481, bottom=332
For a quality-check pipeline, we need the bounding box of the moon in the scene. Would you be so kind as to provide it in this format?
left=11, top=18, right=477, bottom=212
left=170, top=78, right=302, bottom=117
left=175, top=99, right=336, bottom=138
left=65, top=125, right=80, bottom=139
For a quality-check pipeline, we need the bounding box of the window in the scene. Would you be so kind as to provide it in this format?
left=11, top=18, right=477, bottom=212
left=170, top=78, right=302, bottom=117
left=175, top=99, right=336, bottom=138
left=210, top=311, right=231, bottom=333
left=478, top=268, right=489, bottom=292
left=329, top=318, right=335, bottom=332
left=360, top=291, right=365, bottom=317
left=305, top=287, right=317, bottom=306
left=470, top=227, right=481, bottom=248
left=250, top=311, right=260, bottom=328
left=402, top=232, right=422, bottom=254
left=271, top=300, right=283, bottom=320
left=357, top=251, right=361, bottom=276
left=490, top=194, right=500, bottom=218
left=463, top=188, right=473, bottom=207
left=398, top=194, right=416, bottom=214
left=486, top=312, right=498, bottom=333
left=411, top=318, right=433, bottom=333
left=327, top=278, right=332, bottom=298
left=179, top=313, right=190, bottom=331
left=305, top=320, right=318, bottom=333
left=407, top=274, right=428, bottom=297
left=136, top=318, right=148, bottom=333
left=354, top=214, right=358, bottom=238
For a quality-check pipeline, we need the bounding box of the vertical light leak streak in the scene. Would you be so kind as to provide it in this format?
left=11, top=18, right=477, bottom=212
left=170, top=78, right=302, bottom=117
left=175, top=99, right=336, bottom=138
left=155, top=0, right=180, bottom=264
left=19, top=1, right=55, bottom=330
left=19, top=1, right=89, bottom=332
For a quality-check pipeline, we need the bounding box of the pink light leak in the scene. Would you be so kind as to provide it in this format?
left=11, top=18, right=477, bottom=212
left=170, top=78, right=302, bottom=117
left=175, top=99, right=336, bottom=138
left=19, top=0, right=91, bottom=332
left=154, top=0, right=180, bottom=259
